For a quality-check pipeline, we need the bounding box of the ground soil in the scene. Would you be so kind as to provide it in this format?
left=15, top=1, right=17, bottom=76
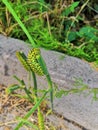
left=0, top=84, right=69, bottom=130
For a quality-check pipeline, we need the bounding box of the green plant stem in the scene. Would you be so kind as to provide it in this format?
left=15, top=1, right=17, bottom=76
left=14, top=89, right=50, bottom=130
left=32, top=71, right=38, bottom=97
left=38, top=55, right=53, bottom=109
left=2, top=0, right=37, bottom=47
left=13, top=75, right=34, bottom=103
left=24, top=87, right=34, bottom=103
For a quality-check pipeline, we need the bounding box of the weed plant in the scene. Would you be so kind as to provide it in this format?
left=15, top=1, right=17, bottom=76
left=6, top=48, right=54, bottom=130
left=0, top=0, right=98, bottom=62
left=2, top=0, right=54, bottom=129
left=1, top=0, right=98, bottom=129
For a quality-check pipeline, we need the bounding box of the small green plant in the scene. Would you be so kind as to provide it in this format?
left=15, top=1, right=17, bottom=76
left=2, top=1, right=53, bottom=129
left=55, top=78, right=98, bottom=101
left=6, top=48, right=53, bottom=130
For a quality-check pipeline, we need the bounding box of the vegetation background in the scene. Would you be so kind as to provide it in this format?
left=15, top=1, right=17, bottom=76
left=0, top=0, right=98, bottom=62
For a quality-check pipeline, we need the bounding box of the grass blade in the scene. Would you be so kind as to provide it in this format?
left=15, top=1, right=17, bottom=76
left=14, top=89, right=50, bottom=130
left=2, top=0, right=37, bottom=47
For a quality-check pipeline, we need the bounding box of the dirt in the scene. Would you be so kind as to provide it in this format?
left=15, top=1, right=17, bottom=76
left=0, top=84, right=69, bottom=130
left=0, top=84, right=34, bottom=130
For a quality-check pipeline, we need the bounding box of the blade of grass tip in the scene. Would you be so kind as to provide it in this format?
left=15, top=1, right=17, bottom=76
left=14, top=89, right=50, bottom=130
left=2, top=0, right=37, bottom=47
left=38, top=55, right=53, bottom=109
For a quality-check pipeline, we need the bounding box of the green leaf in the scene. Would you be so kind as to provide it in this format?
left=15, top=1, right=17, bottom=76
left=62, top=1, right=79, bottom=16
left=68, top=31, right=77, bottom=42
left=6, top=84, right=21, bottom=94
left=77, top=26, right=98, bottom=41
left=55, top=90, right=69, bottom=98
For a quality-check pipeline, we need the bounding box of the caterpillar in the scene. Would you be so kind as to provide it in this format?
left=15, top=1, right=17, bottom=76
left=16, top=51, right=31, bottom=71
left=27, top=48, right=44, bottom=76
